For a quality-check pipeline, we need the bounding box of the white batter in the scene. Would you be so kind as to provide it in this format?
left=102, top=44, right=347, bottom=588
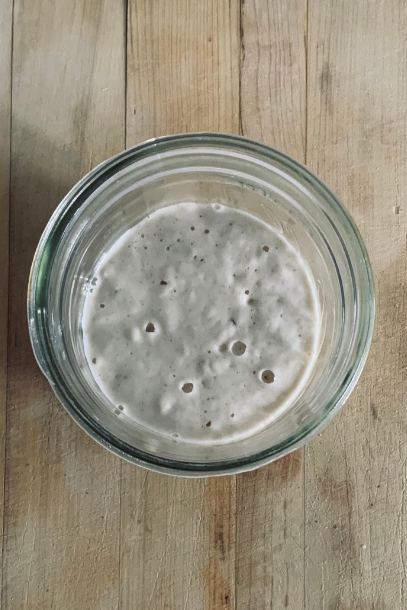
left=82, top=203, right=320, bottom=444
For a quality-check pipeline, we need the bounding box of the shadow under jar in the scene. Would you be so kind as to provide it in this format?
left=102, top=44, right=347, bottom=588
left=28, top=133, right=375, bottom=476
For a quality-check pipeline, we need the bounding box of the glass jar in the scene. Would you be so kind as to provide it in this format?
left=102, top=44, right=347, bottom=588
left=28, top=133, right=375, bottom=476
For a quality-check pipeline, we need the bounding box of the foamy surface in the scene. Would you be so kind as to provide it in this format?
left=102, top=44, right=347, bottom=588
left=82, top=203, right=320, bottom=444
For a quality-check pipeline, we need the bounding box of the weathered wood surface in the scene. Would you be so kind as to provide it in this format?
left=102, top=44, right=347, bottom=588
left=2, top=0, right=406, bottom=608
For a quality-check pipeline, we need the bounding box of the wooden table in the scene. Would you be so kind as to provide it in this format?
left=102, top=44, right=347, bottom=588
left=1, top=0, right=406, bottom=608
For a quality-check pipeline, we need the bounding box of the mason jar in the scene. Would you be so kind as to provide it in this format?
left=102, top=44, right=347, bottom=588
left=28, top=134, right=375, bottom=476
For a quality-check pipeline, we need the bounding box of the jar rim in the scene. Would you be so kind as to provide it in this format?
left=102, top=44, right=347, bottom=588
left=28, top=132, right=376, bottom=476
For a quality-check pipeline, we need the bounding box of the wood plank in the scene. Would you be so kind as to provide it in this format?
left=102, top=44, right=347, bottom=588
left=0, top=0, right=13, bottom=607
left=305, top=1, right=407, bottom=608
left=122, top=2, right=240, bottom=609
left=236, top=1, right=307, bottom=609
left=3, top=1, right=125, bottom=608
left=240, top=0, right=307, bottom=156
left=126, top=0, right=239, bottom=142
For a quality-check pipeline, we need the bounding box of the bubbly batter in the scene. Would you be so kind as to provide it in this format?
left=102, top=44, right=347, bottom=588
left=82, top=203, right=320, bottom=444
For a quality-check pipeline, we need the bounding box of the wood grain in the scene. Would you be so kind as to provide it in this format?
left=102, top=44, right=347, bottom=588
left=121, top=1, right=239, bottom=609
left=3, top=0, right=407, bottom=608
left=237, top=1, right=307, bottom=608
left=0, top=1, right=13, bottom=606
left=3, top=1, right=125, bottom=608
left=240, top=0, right=307, bottom=156
left=305, top=1, right=407, bottom=608
left=126, top=0, right=239, bottom=141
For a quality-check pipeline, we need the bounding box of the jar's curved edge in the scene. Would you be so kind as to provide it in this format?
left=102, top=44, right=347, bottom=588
left=27, top=132, right=376, bottom=476
left=27, top=329, right=374, bottom=478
